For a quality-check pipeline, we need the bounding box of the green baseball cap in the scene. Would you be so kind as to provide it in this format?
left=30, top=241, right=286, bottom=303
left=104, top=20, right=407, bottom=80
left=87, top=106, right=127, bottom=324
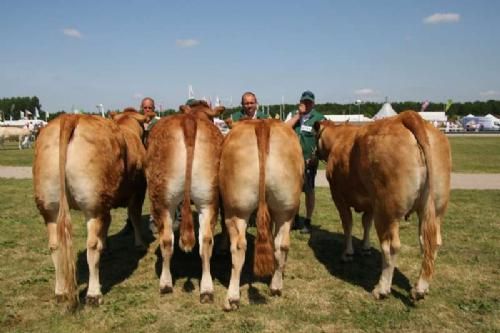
left=185, top=98, right=197, bottom=106
left=300, top=90, right=315, bottom=102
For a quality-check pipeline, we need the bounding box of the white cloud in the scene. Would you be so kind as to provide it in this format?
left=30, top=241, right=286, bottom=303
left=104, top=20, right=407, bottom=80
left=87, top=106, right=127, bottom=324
left=133, top=93, right=144, bottom=99
left=354, top=88, right=375, bottom=96
left=176, top=39, right=200, bottom=48
left=423, top=13, right=460, bottom=24
left=480, top=90, right=500, bottom=97
left=62, top=28, right=82, bottom=39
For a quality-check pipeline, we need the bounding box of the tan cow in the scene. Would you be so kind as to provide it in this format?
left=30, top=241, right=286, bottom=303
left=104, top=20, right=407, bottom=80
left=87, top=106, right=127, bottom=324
left=314, top=111, right=451, bottom=300
left=0, top=126, right=31, bottom=149
left=33, top=109, right=148, bottom=307
left=219, top=119, right=304, bottom=311
left=145, top=101, right=224, bottom=302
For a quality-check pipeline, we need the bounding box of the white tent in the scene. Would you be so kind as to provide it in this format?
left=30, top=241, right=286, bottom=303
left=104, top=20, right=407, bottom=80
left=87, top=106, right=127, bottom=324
left=485, top=113, right=500, bottom=121
left=419, top=111, right=447, bottom=122
left=324, top=114, right=373, bottom=123
left=373, top=102, right=397, bottom=120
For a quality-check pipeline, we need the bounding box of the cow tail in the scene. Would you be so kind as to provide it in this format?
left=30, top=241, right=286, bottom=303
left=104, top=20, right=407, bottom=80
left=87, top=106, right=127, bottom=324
left=56, top=115, right=79, bottom=307
left=401, top=111, right=438, bottom=279
left=253, top=121, right=275, bottom=277
left=179, top=115, right=196, bottom=252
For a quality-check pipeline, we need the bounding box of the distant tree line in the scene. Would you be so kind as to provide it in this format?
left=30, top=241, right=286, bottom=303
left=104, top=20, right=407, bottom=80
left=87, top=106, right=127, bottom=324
left=0, top=96, right=46, bottom=121
left=2, top=96, right=499, bottom=122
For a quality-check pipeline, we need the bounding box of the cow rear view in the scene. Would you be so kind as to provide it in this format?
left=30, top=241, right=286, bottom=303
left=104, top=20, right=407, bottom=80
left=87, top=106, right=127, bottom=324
left=219, top=119, right=303, bottom=311
left=315, top=111, right=451, bottom=301
left=33, top=110, right=147, bottom=308
left=146, top=101, right=224, bottom=303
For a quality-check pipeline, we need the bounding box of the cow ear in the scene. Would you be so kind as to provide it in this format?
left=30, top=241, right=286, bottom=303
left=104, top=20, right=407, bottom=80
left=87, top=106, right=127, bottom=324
left=180, top=105, right=191, bottom=114
left=109, top=111, right=118, bottom=119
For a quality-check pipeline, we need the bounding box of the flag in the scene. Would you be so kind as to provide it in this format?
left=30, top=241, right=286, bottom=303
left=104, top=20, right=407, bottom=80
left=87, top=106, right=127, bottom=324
left=421, top=100, right=430, bottom=112
left=445, top=99, right=453, bottom=112
left=35, top=107, right=40, bottom=119
left=20, top=111, right=24, bottom=119
left=188, top=85, right=195, bottom=99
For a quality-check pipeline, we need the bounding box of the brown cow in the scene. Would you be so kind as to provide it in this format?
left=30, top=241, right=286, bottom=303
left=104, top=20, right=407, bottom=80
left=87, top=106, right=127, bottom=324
left=219, top=119, right=304, bottom=311
left=314, top=111, right=451, bottom=300
left=33, top=108, right=148, bottom=307
left=145, top=101, right=224, bottom=302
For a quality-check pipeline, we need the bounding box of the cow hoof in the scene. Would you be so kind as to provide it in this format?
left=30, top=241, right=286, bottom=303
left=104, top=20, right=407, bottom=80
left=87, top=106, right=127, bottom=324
left=86, top=294, right=103, bottom=306
left=341, top=253, right=354, bottom=263
left=361, top=248, right=372, bottom=256
left=200, top=293, right=214, bottom=304
left=270, top=288, right=282, bottom=297
left=160, top=286, right=173, bottom=294
left=372, top=287, right=390, bottom=300
left=410, top=288, right=426, bottom=301
left=55, top=294, right=67, bottom=303
left=223, top=299, right=240, bottom=312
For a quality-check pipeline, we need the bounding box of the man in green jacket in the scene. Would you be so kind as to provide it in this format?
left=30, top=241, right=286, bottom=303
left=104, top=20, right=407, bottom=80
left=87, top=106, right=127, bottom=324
left=285, top=90, right=325, bottom=234
left=225, top=92, right=269, bottom=127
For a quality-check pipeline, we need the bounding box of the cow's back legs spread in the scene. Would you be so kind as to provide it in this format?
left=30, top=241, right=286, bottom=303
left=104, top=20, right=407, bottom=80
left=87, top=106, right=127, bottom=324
left=86, top=212, right=111, bottom=305
left=197, top=205, right=217, bottom=303
left=372, top=215, right=400, bottom=300
left=224, top=214, right=248, bottom=311
left=156, top=206, right=175, bottom=294
left=269, top=210, right=293, bottom=296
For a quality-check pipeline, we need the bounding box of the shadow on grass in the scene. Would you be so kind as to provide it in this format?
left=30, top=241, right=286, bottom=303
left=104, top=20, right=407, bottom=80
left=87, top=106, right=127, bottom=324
left=76, top=214, right=155, bottom=300
left=152, top=213, right=269, bottom=304
left=307, top=226, right=414, bottom=306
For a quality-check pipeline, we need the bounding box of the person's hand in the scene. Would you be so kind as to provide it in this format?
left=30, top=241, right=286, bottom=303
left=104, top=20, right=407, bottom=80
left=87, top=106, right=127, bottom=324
left=298, top=103, right=307, bottom=115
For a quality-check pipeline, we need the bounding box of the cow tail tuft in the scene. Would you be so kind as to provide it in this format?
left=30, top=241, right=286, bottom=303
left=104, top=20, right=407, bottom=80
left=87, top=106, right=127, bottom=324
left=401, top=111, right=438, bottom=279
left=56, top=114, right=79, bottom=308
left=179, top=115, right=196, bottom=252
left=253, top=121, right=275, bottom=277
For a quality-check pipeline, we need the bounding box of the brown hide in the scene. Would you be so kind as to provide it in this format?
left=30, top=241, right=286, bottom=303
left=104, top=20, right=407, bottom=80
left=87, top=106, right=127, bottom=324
left=33, top=111, right=147, bottom=305
left=219, top=119, right=303, bottom=277
left=315, top=111, right=451, bottom=296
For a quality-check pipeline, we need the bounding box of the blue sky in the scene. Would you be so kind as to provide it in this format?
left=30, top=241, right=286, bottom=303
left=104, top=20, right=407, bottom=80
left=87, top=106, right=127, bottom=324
left=1, top=0, right=499, bottom=113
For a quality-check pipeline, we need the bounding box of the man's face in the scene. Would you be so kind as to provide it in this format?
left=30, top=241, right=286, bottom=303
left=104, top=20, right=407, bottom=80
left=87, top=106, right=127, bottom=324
left=242, top=95, right=257, bottom=115
left=141, top=99, right=155, bottom=112
left=302, top=100, right=314, bottom=113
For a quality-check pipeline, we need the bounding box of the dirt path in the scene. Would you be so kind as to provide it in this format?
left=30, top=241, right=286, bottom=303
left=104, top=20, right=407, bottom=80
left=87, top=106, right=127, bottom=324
left=315, top=170, right=500, bottom=190
left=2, top=166, right=500, bottom=190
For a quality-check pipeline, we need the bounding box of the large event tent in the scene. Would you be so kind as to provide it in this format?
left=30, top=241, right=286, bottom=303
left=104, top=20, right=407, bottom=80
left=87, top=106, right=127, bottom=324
left=372, top=102, right=397, bottom=120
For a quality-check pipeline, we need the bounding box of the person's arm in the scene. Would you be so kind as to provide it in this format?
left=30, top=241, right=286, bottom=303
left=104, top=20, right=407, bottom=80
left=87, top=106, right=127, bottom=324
left=285, top=103, right=306, bottom=128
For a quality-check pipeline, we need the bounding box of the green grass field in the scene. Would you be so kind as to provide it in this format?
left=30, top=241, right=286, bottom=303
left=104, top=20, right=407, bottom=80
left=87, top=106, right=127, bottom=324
left=0, top=141, right=35, bottom=167
left=1, top=179, right=498, bottom=332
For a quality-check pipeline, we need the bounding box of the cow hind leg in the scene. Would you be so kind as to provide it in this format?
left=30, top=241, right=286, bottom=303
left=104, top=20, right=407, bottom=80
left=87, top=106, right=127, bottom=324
left=270, top=211, right=293, bottom=296
left=128, top=194, right=146, bottom=251
left=224, top=214, right=247, bottom=311
left=158, top=206, right=175, bottom=294
left=86, top=212, right=111, bottom=305
left=361, top=211, right=373, bottom=256
left=372, top=217, right=400, bottom=300
left=198, top=205, right=217, bottom=303
left=412, top=209, right=440, bottom=300
left=46, top=219, right=69, bottom=301
left=337, top=205, right=354, bottom=262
